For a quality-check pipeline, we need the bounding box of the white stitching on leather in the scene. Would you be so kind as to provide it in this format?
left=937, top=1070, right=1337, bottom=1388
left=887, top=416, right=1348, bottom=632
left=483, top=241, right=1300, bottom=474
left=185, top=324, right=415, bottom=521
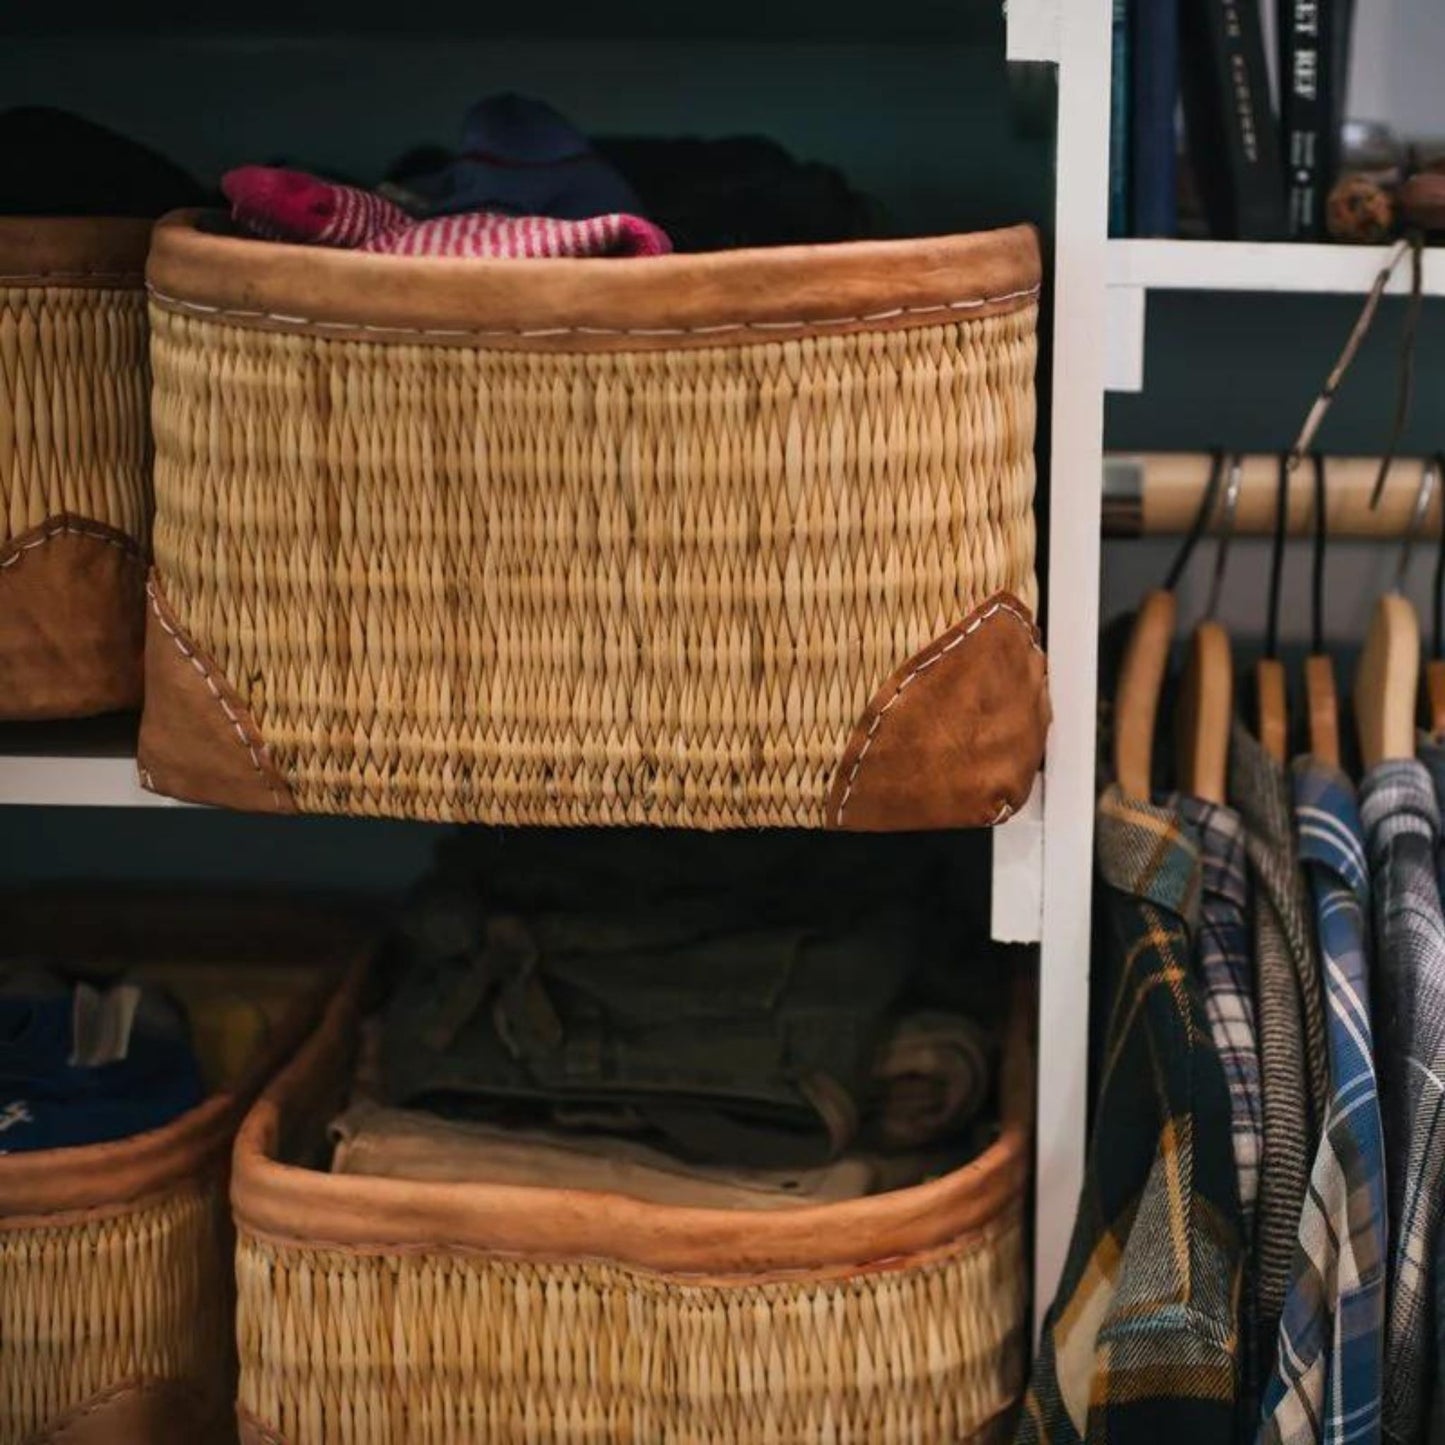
left=833, top=598, right=1042, bottom=827
left=146, top=580, right=289, bottom=810
left=147, top=282, right=1041, bottom=341
left=0, top=519, right=142, bottom=569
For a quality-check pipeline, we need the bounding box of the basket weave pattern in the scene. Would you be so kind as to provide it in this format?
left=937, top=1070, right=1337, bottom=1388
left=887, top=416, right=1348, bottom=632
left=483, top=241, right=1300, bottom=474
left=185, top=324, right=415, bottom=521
left=148, top=305, right=1037, bottom=825
left=0, top=1181, right=230, bottom=1443
left=236, top=1207, right=1025, bottom=1444
left=1, top=284, right=151, bottom=546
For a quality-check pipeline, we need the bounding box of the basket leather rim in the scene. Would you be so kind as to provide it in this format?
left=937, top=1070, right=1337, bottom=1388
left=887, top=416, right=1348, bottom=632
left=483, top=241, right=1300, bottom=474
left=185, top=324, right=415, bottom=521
left=232, top=968, right=1033, bottom=1278
left=147, top=210, right=1042, bottom=348
left=0, top=215, right=152, bottom=287
left=0, top=1091, right=239, bottom=1225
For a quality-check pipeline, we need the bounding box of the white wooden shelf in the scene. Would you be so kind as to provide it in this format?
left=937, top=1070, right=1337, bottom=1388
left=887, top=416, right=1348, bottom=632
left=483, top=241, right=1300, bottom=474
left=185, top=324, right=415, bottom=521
left=1110, top=237, right=1445, bottom=296
left=1106, top=238, right=1445, bottom=392
left=0, top=722, right=1044, bottom=943
left=1005, top=0, right=1061, bottom=63
left=0, top=720, right=185, bottom=809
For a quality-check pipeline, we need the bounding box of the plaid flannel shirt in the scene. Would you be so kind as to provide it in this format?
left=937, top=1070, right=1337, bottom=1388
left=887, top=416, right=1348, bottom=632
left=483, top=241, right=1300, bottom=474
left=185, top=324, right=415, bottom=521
left=1258, top=761, right=1386, bottom=1445
left=1231, top=723, right=1331, bottom=1380
left=1410, top=736, right=1445, bottom=1445
left=1171, top=793, right=1263, bottom=1239
left=1360, top=759, right=1445, bottom=1445
left=1018, top=786, right=1243, bottom=1445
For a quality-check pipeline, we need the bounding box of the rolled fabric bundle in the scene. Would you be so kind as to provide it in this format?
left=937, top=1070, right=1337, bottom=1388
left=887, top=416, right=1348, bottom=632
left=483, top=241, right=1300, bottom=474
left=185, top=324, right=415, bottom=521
left=867, top=1011, right=994, bottom=1152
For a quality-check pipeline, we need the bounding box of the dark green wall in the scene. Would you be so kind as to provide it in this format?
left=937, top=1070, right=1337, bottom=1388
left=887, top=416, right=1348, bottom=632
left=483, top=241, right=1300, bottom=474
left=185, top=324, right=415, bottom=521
left=1109, top=292, right=1445, bottom=457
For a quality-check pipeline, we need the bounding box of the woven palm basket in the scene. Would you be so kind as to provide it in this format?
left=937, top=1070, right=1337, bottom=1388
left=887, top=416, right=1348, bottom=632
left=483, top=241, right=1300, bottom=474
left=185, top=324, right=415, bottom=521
left=0, top=893, right=368, bottom=1445
left=231, top=970, right=1033, bottom=1445
left=0, top=218, right=154, bottom=719
left=139, top=214, right=1048, bottom=828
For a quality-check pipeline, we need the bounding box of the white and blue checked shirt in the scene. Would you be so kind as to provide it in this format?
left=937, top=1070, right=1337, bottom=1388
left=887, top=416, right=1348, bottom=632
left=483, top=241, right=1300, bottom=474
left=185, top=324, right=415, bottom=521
left=1172, top=793, right=1263, bottom=1241
left=1258, top=761, right=1386, bottom=1445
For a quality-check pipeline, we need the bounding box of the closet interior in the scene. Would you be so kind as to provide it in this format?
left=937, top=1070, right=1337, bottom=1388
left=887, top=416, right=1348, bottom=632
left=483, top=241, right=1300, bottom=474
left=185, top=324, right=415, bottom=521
left=4, top=0, right=1439, bottom=1439
left=0, top=5, right=1072, bottom=1444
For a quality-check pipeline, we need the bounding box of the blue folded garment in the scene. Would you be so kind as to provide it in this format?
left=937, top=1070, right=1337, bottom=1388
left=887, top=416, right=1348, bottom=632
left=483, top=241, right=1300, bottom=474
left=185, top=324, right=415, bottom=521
left=0, top=969, right=205, bottom=1153
left=385, top=94, right=644, bottom=222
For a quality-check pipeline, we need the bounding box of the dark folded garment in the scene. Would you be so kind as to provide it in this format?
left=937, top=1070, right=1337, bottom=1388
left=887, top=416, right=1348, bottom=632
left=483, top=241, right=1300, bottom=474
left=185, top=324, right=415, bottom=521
left=1, top=106, right=206, bottom=216
left=380, top=828, right=1001, bottom=1172
left=594, top=134, right=887, bottom=251
left=382, top=907, right=910, bottom=1169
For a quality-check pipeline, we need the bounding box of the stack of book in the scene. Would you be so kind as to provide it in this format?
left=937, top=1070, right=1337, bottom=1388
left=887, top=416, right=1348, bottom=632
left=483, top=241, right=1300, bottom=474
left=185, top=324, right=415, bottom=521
left=1110, top=0, right=1356, bottom=240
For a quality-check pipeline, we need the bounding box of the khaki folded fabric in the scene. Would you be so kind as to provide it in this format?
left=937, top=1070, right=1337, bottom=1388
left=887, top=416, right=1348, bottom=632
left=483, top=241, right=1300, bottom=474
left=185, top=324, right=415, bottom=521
left=329, top=1101, right=878, bottom=1209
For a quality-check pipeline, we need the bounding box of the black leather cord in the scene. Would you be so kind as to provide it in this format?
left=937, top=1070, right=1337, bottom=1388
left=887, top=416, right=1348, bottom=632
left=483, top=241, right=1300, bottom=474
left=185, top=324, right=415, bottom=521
left=1163, top=448, right=1226, bottom=593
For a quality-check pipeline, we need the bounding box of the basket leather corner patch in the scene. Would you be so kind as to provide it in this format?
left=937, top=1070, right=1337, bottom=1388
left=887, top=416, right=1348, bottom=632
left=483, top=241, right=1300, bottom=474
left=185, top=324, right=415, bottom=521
left=137, top=573, right=297, bottom=814
left=825, top=593, right=1049, bottom=832
left=0, top=515, right=145, bottom=721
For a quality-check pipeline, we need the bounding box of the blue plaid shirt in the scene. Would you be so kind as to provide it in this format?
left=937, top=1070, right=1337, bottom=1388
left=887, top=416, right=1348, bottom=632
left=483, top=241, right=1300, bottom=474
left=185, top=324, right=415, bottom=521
left=1257, top=761, right=1386, bottom=1445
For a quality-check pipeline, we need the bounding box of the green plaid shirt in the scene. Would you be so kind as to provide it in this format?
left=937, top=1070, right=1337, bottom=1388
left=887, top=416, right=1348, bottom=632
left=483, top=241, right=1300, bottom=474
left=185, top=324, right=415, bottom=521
left=1018, top=786, right=1244, bottom=1444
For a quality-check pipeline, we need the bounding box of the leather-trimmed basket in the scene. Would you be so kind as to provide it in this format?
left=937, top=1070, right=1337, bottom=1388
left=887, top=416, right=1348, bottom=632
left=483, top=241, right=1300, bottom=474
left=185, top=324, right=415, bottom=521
left=139, top=213, right=1049, bottom=828
left=231, top=968, right=1033, bottom=1445
left=0, top=219, right=154, bottom=721
left=0, top=893, right=370, bottom=1445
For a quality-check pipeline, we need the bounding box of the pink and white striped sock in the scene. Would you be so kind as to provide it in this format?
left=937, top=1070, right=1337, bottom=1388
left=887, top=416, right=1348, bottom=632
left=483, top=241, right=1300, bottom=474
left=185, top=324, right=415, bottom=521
left=223, top=166, right=670, bottom=258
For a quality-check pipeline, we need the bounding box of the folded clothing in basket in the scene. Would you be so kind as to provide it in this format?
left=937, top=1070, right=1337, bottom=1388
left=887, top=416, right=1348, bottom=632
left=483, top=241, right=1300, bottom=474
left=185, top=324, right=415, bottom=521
left=223, top=164, right=671, bottom=257
left=377, top=92, right=886, bottom=251
left=378, top=829, right=1000, bottom=1177
left=329, top=1100, right=876, bottom=1208
left=381, top=93, right=646, bottom=222
left=593, top=133, right=886, bottom=251
left=0, top=967, right=203, bottom=1152
left=328, top=1099, right=989, bottom=1206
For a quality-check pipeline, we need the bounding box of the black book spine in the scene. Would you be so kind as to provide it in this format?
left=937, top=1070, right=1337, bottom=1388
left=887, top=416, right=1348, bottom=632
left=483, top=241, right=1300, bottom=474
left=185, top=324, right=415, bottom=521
left=1181, top=0, right=1288, bottom=239
left=1281, top=0, right=1335, bottom=238
left=1332, top=0, right=1355, bottom=142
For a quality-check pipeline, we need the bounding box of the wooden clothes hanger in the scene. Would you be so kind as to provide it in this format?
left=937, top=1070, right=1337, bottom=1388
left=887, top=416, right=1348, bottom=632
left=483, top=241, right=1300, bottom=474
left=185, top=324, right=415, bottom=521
left=1303, top=454, right=1340, bottom=767
left=1114, top=591, right=1176, bottom=802
left=1112, top=452, right=1227, bottom=802
left=1176, top=621, right=1232, bottom=803
left=1356, top=596, right=1420, bottom=767
left=1175, top=456, right=1240, bottom=804
left=1354, top=458, right=1433, bottom=768
left=1255, top=456, right=1290, bottom=764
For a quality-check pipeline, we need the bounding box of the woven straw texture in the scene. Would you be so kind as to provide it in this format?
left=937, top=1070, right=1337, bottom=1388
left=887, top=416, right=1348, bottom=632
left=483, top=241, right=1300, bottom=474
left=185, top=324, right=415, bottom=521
left=236, top=1205, right=1025, bottom=1445
left=0, top=1179, right=231, bottom=1444
left=1, top=283, right=151, bottom=546
left=148, top=301, right=1037, bottom=826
